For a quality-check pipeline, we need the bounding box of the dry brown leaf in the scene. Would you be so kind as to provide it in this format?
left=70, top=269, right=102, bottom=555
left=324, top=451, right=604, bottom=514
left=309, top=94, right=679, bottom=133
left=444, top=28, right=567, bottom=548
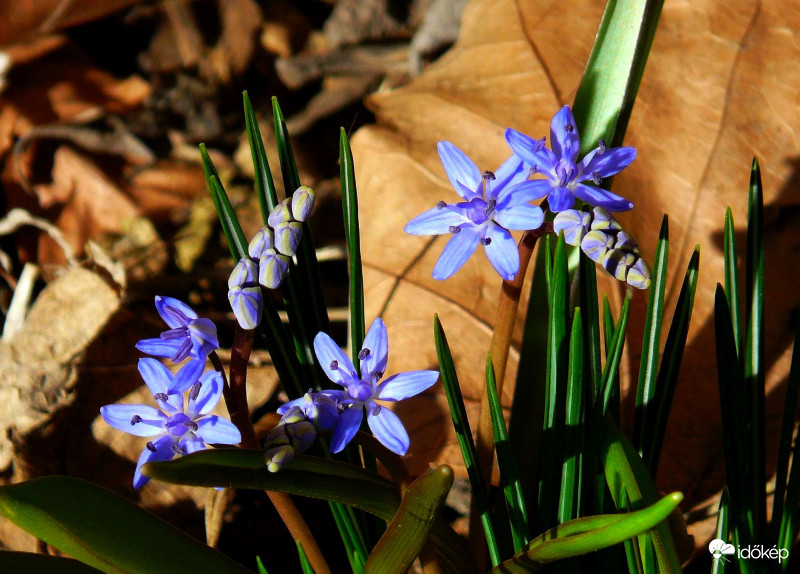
left=350, top=0, right=800, bottom=550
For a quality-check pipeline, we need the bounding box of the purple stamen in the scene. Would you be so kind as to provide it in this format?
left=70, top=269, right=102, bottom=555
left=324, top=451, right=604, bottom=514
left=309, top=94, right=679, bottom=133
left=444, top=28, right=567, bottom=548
left=483, top=170, right=496, bottom=180
left=436, top=200, right=447, bottom=209
left=449, top=225, right=461, bottom=234
left=565, top=123, right=574, bottom=133
left=329, top=360, right=339, bottom=370
left=154, top=393, right=168, bottom=402
left=146, top=441, right=156, bottom=452
left=131, top=415, right=142, bottom=425
left=189, top=382, right=202, bottom=401
left=598, top=139, right=607, bottom=154
left=591, top=171, right=602, bottom=185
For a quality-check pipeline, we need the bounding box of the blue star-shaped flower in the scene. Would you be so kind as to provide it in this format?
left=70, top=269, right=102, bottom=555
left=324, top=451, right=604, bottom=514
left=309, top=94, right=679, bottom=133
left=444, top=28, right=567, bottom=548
left=100, top=358, right=241, bottom=488
left=505, top=106, right=636, bottom=212
left=136, top=296, right=219, bottom=363
left=312, top=318, right=439, bottom=455
left=404, top=141, right=546, bottom=281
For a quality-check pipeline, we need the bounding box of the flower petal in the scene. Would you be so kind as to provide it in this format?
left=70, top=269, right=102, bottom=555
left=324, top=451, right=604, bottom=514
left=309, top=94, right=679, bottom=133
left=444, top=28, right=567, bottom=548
left=135, top=338, right=181, bottom=359
left=496, top=179, right=552, bottom=208
left=138, top=358, right=173, bottom=396
left=493, top=203, right=544, bottom=231
left=377, top=370, right=439, bottom=401
left=189, top=318, right=219, bottom=357
left=580, top=146, right=636, bottom=180
left=155, top=296, right=196, bottom=328
left=437, top=141, right=481, bottom=197
left=195, top=416, right=242, bottom=444
left=329, top=406, right=363, bottom=453
left=101, top=404, right=167, bottom=437
left=504, top=128, right=555, bottom=172
left=572, top=183, right=633, bottom=212
left=487, top=155, right=526, bottom=200
left=368, top=407, right=409, bottom=455
left=182, top=435, right=207, bottom=454
left=550, top=106, right=580, bottom=163
left=431, top=225, right=481, bottom=280
left=189, top=370, right=224, bottom=416
left=314, top=332, right=357, bottom=386
left=133, top=435, right=174, bottom=489
left=170, top=358, right=205, bottom=394
left=483, top=224, right=519, bottom=280
left=404, top=204, right=468, bottom=236
left=360, top=318, right=388, bottom=380
left=547, top=187, right=576, bottom=212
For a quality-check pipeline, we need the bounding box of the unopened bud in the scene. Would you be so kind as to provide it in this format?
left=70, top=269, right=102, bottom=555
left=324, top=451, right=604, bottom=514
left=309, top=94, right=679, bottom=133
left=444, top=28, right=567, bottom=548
left=259, top=249, right=290, bottom=289
left=228, top=285, right=263, bottom=330
left=589, top=207, right=622, bottom=233
left=581, top=229, right=615, bottom=263
left=626, top=258, right=652, bottom=290
left=267, top=198, right=293, bottom=228
left=274, top=221, right=303, bottom=257
left=553, top=209, right=592, bottom=247
left=248, top=227, right=274, bottom=259
left=228, top=257, right=258, bottom=289
left=291, top=186, right=316, bottom=222
left=265, top=445, right=294, bottom=473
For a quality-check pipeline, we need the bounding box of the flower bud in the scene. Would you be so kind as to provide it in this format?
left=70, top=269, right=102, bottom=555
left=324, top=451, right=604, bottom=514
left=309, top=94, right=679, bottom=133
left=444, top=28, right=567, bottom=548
left=626, top=257, right=652, bottom=290
left=553, top=209, right=591, bottom=246
left=228, top=257, right=259, bottom=289
left=267, top=198, right=293, bottom=228
left=613, top=231, right=641, bottom=256
left=291, top=186, right=316, bottom=222
left=274, top=221, right=303, bottom=257
left=248, top=227, right=274, bottom=259
left=259, top=249, right=290, bottom=289
left=602, top=249, right=637, bottom=281
left=580, top=229, right=615, bottom=263
left=590, top=207, right=622, bottom=232
left=265, top=445, right=294, bottom=473
left=228, top=285, right=262, bottom=330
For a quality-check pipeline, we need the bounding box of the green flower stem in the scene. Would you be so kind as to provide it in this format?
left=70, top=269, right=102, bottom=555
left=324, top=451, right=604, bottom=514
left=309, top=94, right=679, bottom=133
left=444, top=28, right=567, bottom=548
left=210, top=332, right=331, bottom=574
left=475, top=224, right=552, bottom=495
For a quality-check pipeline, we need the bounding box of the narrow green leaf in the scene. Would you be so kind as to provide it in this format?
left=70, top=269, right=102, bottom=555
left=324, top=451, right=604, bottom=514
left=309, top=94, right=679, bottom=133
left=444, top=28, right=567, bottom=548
left=599, top=296, right=631, bottom=416
left=540, top=234, right=570, bottom=531
left=644, top=247, right=699, bottom=476
left=243, top=91, right=279, bottom=220
left=365, top=465, right=453, bottom=574
left=145, top=449, right=475, bottom=574
left=601, top=417, right=683, bottom=572
left=723, top=208, right=741, bottom=354
left=634, top=216, right=668, bottom=456
left=579, top=253, right=603, bottom=402
left=433, top=315, right=501, bottom=566
left=711, top=490, right=730, bottom=574
left=572, top=0, right=664, bottom=152
left=744, top=157, right=766, bottom=542
left=0, top=476, right=253, bottom=574
left=296, top=540, right=315, bottom=574
left=777, top=425, right=800, bottom=572
left=559, top=309, right=584, bottom=525
left=340, top=128, right=365, bottom=361
left=200, top=144, right=248, bottom=261
left=0, top=551, right=103, bottom=574
left=491, top=492, right=682, bottom=573
left=256, top=556, right=268, bottom=574
left=486, top=356, right=529, bottom=550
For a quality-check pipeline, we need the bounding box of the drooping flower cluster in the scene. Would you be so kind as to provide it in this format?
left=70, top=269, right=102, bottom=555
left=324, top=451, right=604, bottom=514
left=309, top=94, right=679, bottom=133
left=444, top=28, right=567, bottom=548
left=264, top=318, right=439, bottom=471
left=405, top=106, right=647, bottom=288
left=103, top=298, right=240, bottom=489
left=554, top=207, right=651, bottom=289
left=228, top=185, right=316, bottom=329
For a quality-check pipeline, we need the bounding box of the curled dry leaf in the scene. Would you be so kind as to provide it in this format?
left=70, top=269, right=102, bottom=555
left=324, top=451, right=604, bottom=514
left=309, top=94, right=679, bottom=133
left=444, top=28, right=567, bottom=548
left=351, top=0, right=800, bottom=550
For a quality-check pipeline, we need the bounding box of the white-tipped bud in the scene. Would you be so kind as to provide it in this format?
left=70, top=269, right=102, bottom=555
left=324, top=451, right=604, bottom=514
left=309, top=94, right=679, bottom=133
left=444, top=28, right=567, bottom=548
left=590, top=207, right=622, bottom=232
left=228, top=285, right=263, bottom=330
left=291, top=186, right=316, bottom=222
left=248, top=227, right=274, bottom=259
left=258, top=249, right=290, bottom=289
left=274, top=221, right=303, bottom=257
left=267, top=198, right=293, bottom=228
left=228, top=257, right=259, bottom=289
left=613, top=231, right=641, bottom=256
left=626, top=258, right=652, bottom=290
left=553, top=209, right=592, bottom=247
left=580, top=229, right=615, bottom=263
left=265, top=445, right=294, bottom=473
left=602, top=249, right=637, bottom=281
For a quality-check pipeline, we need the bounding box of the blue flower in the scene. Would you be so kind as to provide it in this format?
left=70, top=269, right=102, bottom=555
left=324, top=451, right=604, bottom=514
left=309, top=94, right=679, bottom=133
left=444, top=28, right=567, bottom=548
left=404, top=142, right=546, bottom=281
left=136, top=296, right=219, bottom=363
left=505, top=106, right=636, bottom=213
left=100, top=358, right=241, bottom=488
left=313, top=318, right=439, bottom=455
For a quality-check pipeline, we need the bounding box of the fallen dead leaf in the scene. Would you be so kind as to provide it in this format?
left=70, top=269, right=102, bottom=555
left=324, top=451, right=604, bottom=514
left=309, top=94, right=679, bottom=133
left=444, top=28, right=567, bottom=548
left=350, top=0, right=800, bottom=553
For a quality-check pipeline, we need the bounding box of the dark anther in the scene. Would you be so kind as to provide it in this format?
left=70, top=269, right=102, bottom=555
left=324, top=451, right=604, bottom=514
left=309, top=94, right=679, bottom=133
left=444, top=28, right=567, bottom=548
left=189, top=383, right=202, bottom=401
left=436, top=200, right=447, bottom=209
left=358, top=348, right=371, bottom=360
left=329, top=360, right=339, bottom=370
left=371, top=370, right=384, bottom=380
left=130, top=415, right=142, bottom=425
left=449, top=225, right=462, bottom=234
left=483, top=170, right=496, bottom=180
left=483, top=200, right=497, bottom=217
left=171, top=444, right=186, bottom=456
left=598, top=139, right=607, bottom=154
left=154, top=393, right=168, bottom=402
left=529, top=165, right=539, bottom=176
left=482, top=237, right=493, bottom=246
left=187, top=421, right=198, bottom=432
left=565, top=123, right=574, bottom=133
left=591, top=171, right=602, bottom=185
left=146, top=441, right=157, bottom=452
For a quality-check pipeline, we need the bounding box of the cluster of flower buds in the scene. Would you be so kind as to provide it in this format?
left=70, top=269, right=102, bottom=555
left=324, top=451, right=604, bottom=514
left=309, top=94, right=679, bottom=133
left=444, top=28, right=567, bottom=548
left=553, top=207, right=651, bottom=289
left=264, top=390, right=340, bottom=472
left=228, top=185, right=316, bottom=329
